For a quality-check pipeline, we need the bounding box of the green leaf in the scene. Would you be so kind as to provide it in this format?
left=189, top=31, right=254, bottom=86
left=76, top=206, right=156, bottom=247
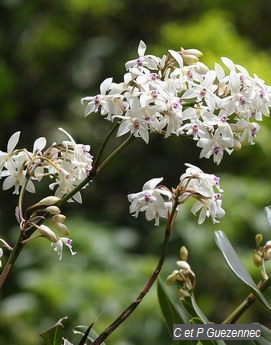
left=215, top=231, right=271, bottom=313
left=157, top=279, right=227, bottom=345
left=157, top=277, right=193, bottom=345
left=74, top=325, right=106, bottom=345
left=40, top=317, right=68, bottom=345
left=157, top=277, right=186, bottom=326
left=190, top=294, right=209, bottom=324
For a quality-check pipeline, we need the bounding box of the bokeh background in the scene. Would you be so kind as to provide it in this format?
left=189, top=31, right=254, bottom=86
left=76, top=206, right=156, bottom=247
left=1, top=0, right=271, bottom=344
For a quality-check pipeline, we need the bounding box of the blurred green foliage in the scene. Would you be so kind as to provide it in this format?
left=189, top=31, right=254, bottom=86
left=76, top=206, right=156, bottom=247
left=1, top=0, right=271, bottom=344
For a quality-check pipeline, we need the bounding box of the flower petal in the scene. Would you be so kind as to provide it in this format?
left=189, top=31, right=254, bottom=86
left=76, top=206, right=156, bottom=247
left=143, top=177, right=163, bottom=190
left=7, top=131, right=20, bottom=153
left=33, top=137, right=46, bottom=152
left=138, top=40, right=146, bottom=57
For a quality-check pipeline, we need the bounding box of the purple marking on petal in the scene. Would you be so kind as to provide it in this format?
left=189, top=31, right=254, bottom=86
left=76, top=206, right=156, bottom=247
left=213, top=146, right=221, bottom=154
left=214, top=193, right=222, bottom=200
left=239, top=96, right=246, bottom=105
left=260, top=89, right=265, bottom=98
left=213, top=176, right=220, bottom=185
left=144, top=192, right=151, bottom=201
left=151, top=90, right=158, bottom=98
left=192, top=124, right=199, bottom=132
left=137, top=58, right=144, bottom=66
left=94, top=95, right=101, bottom=104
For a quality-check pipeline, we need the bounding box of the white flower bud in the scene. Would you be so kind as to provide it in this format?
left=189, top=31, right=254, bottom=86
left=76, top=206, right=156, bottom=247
left=53, top=222, right=69, bottom=236
left=46, top=206, right=61, bottom=215
left=52, top=214, right=66, bottom=223
left=183, top=54, right=199, bottom=65
left=176, top=260, right=191, bottom=270
left=193, top=62, right=209, bottom=74
left=233, top=139, right=242, bottom=151
left=38, top=225, right=58, bottom=243
left=35, top=196, right=60, bottom=207
left=181, top=49, right=203, bottom=58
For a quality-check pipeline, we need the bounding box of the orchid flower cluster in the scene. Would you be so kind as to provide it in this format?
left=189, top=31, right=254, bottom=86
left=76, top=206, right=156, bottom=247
left=81, top=41, right=271, bottom=164
left=0, top=127, right=93, bottom=202
left=128, top=163, right=224, bottom=226
left=0, top=127, right=93, bottom=262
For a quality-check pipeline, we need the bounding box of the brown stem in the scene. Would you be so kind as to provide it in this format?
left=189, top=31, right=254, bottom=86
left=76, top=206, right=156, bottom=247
left=0, top=234, right=25, bottom=288
left=90, top=200, right=179, bottom=345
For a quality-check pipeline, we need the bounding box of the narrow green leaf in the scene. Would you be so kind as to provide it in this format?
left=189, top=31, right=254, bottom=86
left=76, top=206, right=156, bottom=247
left=190, top=294, right=209, bottom=324
left=157, top=277, right=194, bottom=345
left=40, top=317, right=68, bottom=345
left=74, top=325, right=106, bottom=345
left=157, top=277, right=185, bottom=327
left=215, top=231, right=271, bottom=313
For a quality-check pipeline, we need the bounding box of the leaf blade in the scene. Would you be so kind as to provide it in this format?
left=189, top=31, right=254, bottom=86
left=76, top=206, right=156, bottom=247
left=215, top=231, right=271, bottom=312
left=40, top=317, right=68, bottom=345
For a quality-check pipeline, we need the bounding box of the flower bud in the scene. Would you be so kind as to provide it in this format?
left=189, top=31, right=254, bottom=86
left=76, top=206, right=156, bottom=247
left=166, top=270, right=179, bottom=285
left=53, top=222, right=69, bottom=236
left=183, top=54, right=199, bottom=65
left=193, top=62, right=209, bottom=74
left=180, top=246, right=189, bottom=262
left=35, top=196, right=60, bottom=207
left=52, top=214, right=66, bottom=223
left=255, top=233, right=263, bottom=248
left=252, top=250, right=262, bottom=267
left=46, top=206, right=61, bottom=215
left=38, top=225, right=58, bottom=243
left=230, top=124, right=243, bottom=133
left=181, top=48, right=203, bottom=58
left=233, top=139, right=242, bottom=151
left=176, top=260, right=190, bottom=271
left=265, top=240, right=271, bottom=249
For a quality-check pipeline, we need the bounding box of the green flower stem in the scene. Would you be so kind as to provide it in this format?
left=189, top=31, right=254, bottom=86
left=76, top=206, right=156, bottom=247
left=90, top=196, right=180, bottom=345
left=91, top=121, right=120, bottom=170
left=57, top=134, right=135, bottom=207
left=222, top=276, right=271, bottom=324
left=95, top=134, right=135, bottom=175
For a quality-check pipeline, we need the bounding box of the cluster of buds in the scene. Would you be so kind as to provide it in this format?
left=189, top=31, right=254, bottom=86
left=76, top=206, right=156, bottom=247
left=24, top=196, right=76, bottom=260
left=0, top=196, right=77, bottom=265
left=166, top=246, right=195, bottom=297
left=253, top=233, right=271, bottom=280
left=128, top=163, right=224, bottom=226
left=81, top=41, right=271, bottom=165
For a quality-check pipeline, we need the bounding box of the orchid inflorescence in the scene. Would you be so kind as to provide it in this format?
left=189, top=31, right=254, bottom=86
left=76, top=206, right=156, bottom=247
left=82, top=40, right=271, bottom=164
left=128, top=163, right=224, bottom=226
left=1, top=41, right=271, bottom=266
left=0, top=128, right=93, bottom=262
